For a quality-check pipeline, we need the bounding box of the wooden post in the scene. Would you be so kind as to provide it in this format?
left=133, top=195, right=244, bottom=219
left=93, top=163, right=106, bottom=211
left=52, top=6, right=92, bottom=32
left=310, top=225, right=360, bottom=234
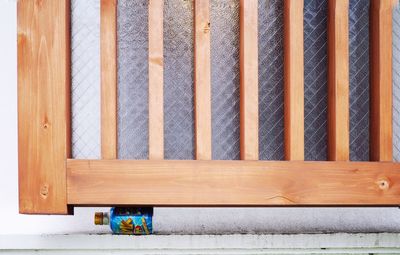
left=240, top=0, right=259, bottom=160
left=101, top=0, right=118, bottom=159
left=149, top=0, right=164, bottom=160
left=284, top=0, right=304, bottom=160
left=327, top=0, right=350, bottom=161
left=18, top=0, right=71, bottom=214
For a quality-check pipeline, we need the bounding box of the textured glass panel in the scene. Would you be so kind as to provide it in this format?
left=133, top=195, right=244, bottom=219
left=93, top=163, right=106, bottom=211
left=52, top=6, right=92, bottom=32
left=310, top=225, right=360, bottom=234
left=349, top=0, right=370, bottom=161
left=71, top=0, right=101, bottom=159
left=164, top=0, right=195, bottom=160
left=393, top=3, right=400, bottom=161
left=117, top=0, right=149, bottom=159
left=211, top=0, right=240, bottom=160
left=258, top=0, right=285, bottom=160
left=304, top=0, right=328, bottom=161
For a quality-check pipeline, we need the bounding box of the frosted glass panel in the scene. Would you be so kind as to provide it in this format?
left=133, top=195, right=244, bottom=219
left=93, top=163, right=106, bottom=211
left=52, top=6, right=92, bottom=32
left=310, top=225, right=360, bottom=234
left=258, top=0, right=285, bottom=160
left=303, top=0, right=328, bottom=161
left=349, top=0, right=370, bottom=161
left=71, top=0, right=100, bottom=159
left=117, top=0, right=149, bottom=159
left=211, top=0, right=240, bottom=160
left=164, top=0, right=195, bottom=160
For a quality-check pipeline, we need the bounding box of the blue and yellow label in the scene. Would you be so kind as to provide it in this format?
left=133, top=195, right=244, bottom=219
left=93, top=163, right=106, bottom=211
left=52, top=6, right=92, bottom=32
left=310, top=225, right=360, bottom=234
left=110, top=207, right=153, bottom=235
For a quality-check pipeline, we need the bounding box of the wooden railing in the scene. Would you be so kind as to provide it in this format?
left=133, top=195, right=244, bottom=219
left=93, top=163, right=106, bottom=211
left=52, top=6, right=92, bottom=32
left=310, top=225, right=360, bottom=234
left=18, top=0, right=400, bottom=215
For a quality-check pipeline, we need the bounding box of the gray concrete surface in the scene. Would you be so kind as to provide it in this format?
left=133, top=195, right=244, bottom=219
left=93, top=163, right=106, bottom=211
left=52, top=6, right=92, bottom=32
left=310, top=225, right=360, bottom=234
left=1, top=233, right=400, bottom=254
left=51, top=207, right=400, bottom=235
left=152, top=208, right=400, bottom=234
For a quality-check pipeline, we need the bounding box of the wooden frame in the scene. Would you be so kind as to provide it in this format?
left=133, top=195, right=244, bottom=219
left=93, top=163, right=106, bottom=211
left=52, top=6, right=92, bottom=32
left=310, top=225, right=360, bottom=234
left=18, top=0, right=400, bottom=214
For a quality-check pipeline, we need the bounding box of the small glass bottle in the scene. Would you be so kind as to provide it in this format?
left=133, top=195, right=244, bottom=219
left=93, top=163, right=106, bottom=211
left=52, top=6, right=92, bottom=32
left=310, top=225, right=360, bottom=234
left=95, top=207, right=153, bottom=235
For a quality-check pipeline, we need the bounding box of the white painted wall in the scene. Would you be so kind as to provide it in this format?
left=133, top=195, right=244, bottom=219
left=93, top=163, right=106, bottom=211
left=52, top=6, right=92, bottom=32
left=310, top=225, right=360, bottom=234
left=2, top=0, right=400, bottom=236
left=0, top=0, right=108, bottom=235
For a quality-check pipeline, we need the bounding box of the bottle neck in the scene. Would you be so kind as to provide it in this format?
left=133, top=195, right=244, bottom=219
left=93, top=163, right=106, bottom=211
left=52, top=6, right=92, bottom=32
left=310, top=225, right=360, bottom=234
left=94, top=212, right=110, bottom=225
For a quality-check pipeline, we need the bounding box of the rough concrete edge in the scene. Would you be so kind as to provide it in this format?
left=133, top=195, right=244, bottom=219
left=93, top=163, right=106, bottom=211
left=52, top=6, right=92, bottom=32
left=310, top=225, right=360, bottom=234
left=0, top=233, right=400, bottom=250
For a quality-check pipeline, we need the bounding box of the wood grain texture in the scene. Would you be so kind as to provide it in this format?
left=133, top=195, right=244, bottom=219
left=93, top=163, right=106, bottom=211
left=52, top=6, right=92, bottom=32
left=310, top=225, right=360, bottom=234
left=194, top=0, right=212, bottom=160
left=327, top=0, right=349, bottom=161
left=370, top=0, right=394, bottom=162
left=101, top=0, right=117, bottom=159
left=68, top=159, right=400, bottom=205
left=284, top=0, right=304, bottom=161
left=240, top=0, right=259, bottom=160
left=18, top=0, right=70, bottom=214
left=148, top=0, right=164, bottom=160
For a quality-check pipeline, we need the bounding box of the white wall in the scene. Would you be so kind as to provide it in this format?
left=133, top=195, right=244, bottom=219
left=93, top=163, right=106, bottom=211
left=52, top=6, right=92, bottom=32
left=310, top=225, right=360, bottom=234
left=2, top=0, right=400, bottom=235
left=0, top=0, right=109, bottom=234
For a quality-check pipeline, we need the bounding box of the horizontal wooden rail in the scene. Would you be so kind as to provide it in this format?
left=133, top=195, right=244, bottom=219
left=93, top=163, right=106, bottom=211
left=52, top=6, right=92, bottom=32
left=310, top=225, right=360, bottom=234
left=67, top=160, right=400, bottom=206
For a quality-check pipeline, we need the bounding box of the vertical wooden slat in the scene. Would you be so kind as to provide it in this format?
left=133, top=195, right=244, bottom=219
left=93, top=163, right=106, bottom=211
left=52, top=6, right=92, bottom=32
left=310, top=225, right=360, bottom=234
left=240, top=0, right=259, bottom=160
left=327, top=0, right=350, bottom=161
left=18, top=0, right=70, bottom=214
left=284, top=0, right=304, bottom=160
left=101, top=0, right=117, bottom=159
left=370, top=0, right=395, bottom=161
left=149, top=0, right=164, bottom=160
left=194, top=0, right=212, bottom=160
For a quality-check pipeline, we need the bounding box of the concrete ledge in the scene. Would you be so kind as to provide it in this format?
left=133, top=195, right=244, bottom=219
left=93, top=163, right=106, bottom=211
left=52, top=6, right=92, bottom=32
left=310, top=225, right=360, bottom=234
left=1, top=233, right=400, bottom=254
